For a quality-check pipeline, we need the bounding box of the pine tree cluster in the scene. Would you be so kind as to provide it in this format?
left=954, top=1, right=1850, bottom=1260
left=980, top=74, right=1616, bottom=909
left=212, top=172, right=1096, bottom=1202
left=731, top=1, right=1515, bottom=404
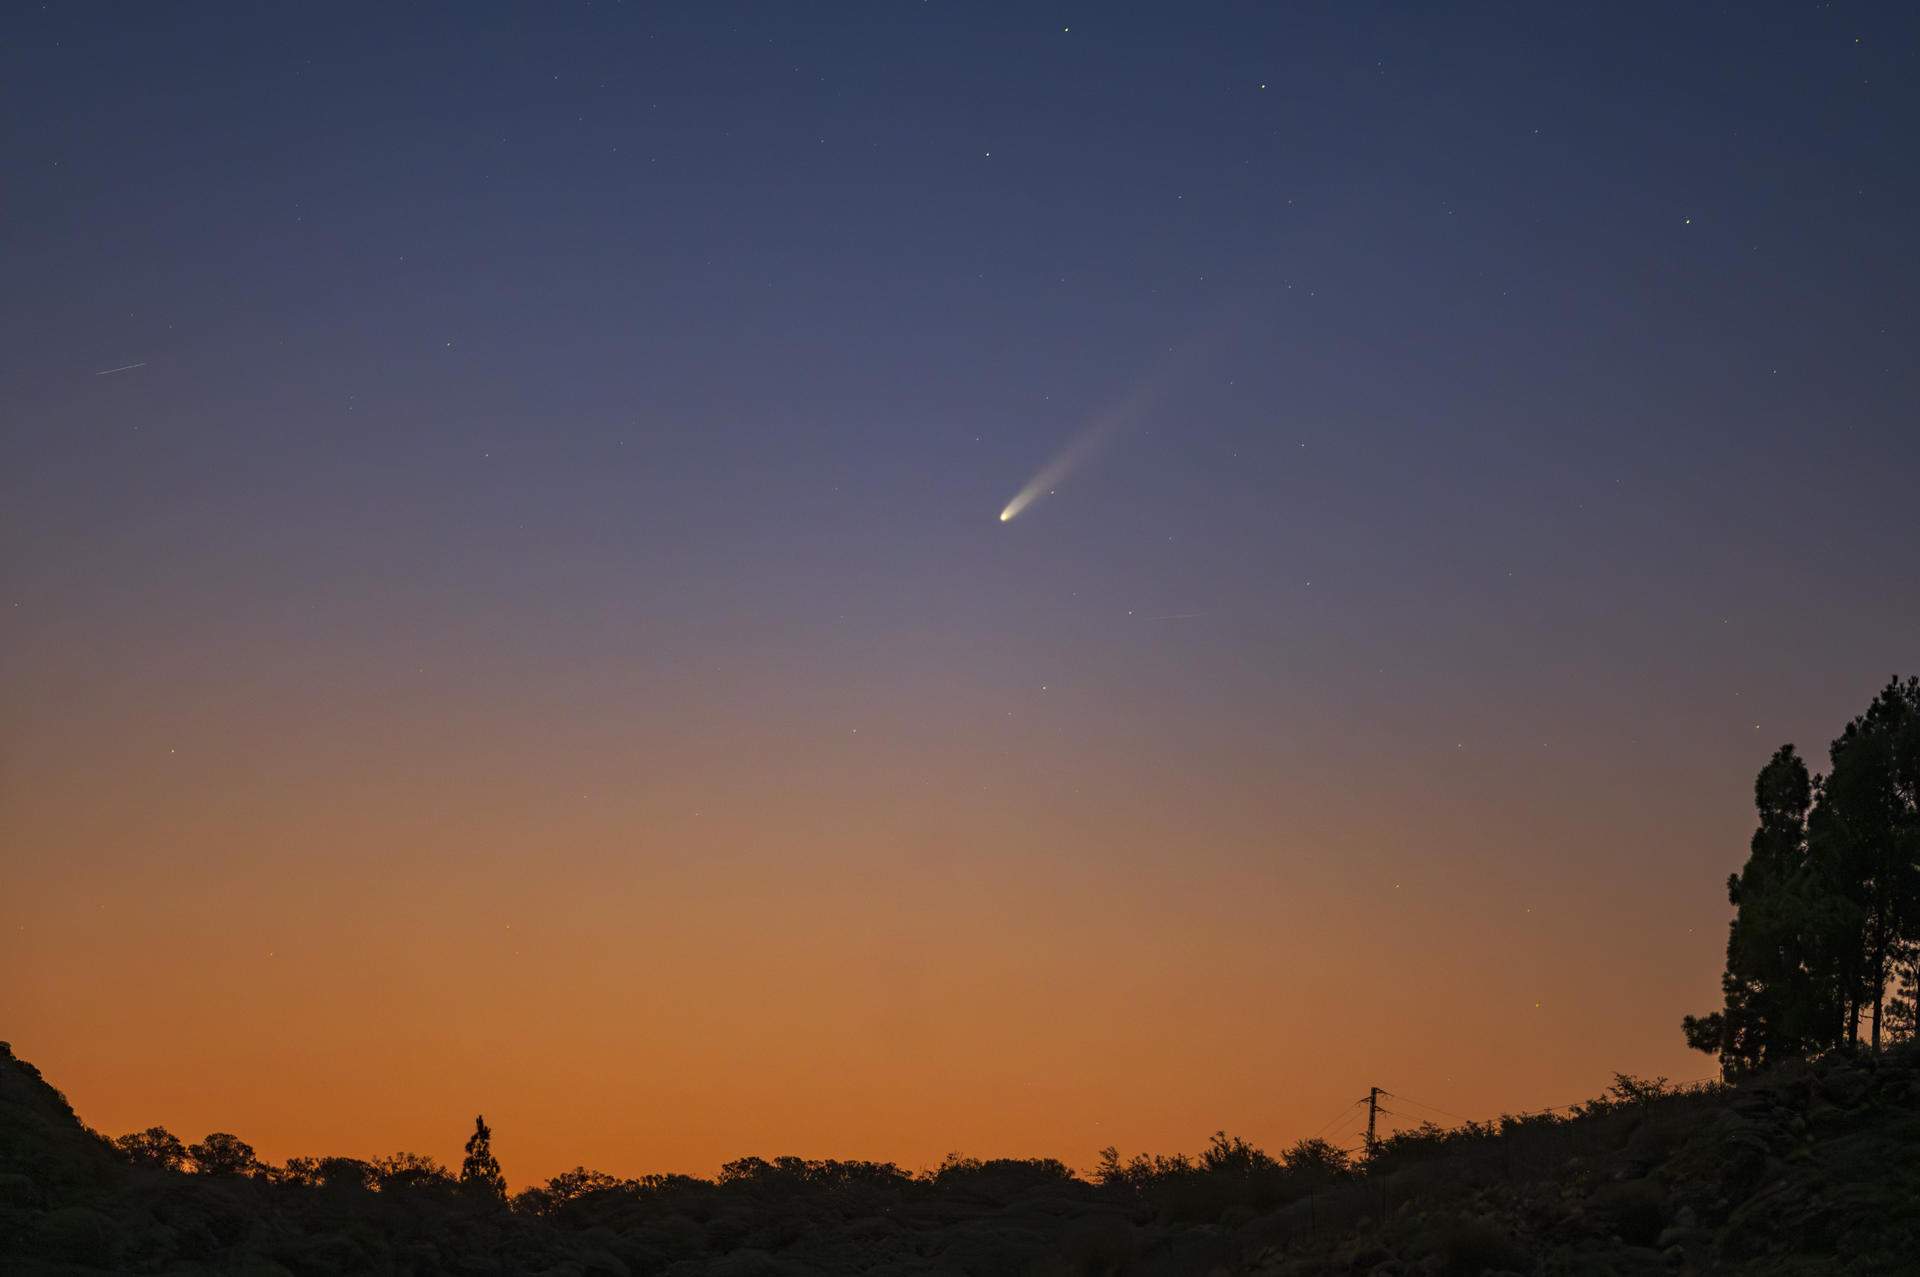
left=1686, top=676, right=1920, bottom=1072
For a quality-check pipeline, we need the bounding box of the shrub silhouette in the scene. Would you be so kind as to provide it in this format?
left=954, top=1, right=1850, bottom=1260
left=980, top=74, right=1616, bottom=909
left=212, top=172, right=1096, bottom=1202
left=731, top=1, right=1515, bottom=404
left=1279, top=1136, right=1350, bottom=1188
left=1435, top=1216, right=1524, bottom=1275
left=512, top=1164, right=622, bottom=1216
left=931, top=1154, right=1076, bottom=1204
left=371, top=1150, right=453, bottom=1192
left=290, top=1155, right=375, bottom=1190
left=1054, top=1213, right=1136, bottom=1275
left=1592, top=1177, right=1667, bottom=1246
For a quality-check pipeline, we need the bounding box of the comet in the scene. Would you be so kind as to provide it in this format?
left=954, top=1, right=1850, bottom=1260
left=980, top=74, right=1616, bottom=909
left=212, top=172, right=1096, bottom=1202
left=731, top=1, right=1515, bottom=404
left=997, top=382, right=1156, bottom=524
left=995, top=331, right=1219, bottom=524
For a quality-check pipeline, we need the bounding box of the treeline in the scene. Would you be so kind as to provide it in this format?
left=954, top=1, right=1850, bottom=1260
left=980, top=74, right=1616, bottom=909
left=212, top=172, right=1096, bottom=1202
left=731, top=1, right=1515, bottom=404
left=15, top=1030, right=1914, bottom=1274
left=96, top=1074, right=1709, bottom=1226
left=1685, top=675, right=1920, bottom=1073
left=107, top=1117, right=504, bottom=1198
left=100, top=1116, right=1365, bottom=1226
left=59, top=1071, right=1738, bottom=1274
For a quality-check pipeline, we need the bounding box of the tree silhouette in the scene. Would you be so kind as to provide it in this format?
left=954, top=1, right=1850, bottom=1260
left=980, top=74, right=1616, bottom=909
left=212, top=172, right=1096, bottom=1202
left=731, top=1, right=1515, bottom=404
left=373, top=1151, right=452, bottom=1191
left=1808, top=676, right=1920, bottom=1052
left=1690, top=744, right=1819, bottom=1074
left=513, top=1166, right=621, bottom=1216
left=188, top=1131, right=259, bottom=1177
left=1688, top=677, right=1920, bottom=1068
left=459, top=1114, right=507, bottom=1200
left=1279, top=1137, right=1351, bottom=1186
left=312, top=1156, right=376, bottom=1190
left=111, top=1127, right=186, bottom=1171
left=1888, top=944, right=1920, bottom=1040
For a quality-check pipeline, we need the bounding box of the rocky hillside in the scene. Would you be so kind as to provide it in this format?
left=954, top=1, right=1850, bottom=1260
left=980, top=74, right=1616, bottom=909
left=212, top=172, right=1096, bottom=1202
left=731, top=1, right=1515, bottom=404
left=2, top=1040, right=1916, bottom=1274
left=1234, top=1050, right=1920, bottom=1275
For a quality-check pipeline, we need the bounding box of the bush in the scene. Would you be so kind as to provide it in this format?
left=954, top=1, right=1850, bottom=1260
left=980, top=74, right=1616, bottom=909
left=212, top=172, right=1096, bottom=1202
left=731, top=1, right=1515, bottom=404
left=1434, top=1215, right=1523, bottom=1275
left=1592, top=1177, right=1666, bottom=1246
left=1055, top=1213, right=1135, bottom=1275
left=35, top=1205, right=121, bottom=1267
left=113, top=1126, right=187, bottom=1171
left=188, top=1131, right=260, bottom=1177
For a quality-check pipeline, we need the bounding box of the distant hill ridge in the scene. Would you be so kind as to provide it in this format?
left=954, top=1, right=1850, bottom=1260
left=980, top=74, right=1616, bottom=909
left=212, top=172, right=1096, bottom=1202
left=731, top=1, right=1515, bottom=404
left=2, top=1039, right=1917, bottom=1274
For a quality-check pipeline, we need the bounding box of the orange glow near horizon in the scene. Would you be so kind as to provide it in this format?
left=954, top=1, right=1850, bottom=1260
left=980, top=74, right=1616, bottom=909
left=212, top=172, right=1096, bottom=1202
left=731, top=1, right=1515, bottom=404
left=2, top=608, right=1755, bottom=1188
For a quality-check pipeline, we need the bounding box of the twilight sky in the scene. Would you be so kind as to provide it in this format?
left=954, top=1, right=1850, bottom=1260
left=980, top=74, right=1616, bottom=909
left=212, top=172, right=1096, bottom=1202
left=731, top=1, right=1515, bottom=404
left=3, top=3, right=1917, bottom=1184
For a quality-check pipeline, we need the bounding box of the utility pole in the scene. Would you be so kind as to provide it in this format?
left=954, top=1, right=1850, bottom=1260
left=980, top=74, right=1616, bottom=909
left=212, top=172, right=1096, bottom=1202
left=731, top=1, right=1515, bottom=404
left=1364, top=1087, right=1383, bottom=1157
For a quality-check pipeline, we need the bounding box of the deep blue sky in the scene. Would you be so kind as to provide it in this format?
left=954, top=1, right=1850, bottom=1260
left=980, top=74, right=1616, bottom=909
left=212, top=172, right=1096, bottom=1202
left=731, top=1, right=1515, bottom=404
left=8, top=5, right=1913, bottom=631
left=4, top=2, right=1917, bottom=1176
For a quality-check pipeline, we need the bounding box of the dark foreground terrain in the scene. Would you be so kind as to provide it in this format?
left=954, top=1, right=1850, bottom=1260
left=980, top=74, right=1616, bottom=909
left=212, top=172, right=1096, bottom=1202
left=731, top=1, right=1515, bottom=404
left=3, top=1041, right=1916, bottom=1275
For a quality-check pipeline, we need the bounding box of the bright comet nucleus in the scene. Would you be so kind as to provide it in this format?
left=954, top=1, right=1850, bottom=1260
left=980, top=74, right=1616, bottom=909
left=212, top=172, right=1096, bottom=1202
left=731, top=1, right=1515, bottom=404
left=995, top=387, right=1148, bottom=524
left=994, top=337, right=1209, bottom=523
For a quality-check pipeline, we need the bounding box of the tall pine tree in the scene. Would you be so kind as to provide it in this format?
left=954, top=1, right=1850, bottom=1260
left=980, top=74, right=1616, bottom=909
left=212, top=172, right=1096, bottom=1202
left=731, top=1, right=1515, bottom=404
left=1685, top=745, right=1816, bottom=1075
left=1689, top=678, right=1920, bottom=1069
left=1808, top=676, right=1920, bottom=1051
left=459, top=1115, right=507, bottom=1201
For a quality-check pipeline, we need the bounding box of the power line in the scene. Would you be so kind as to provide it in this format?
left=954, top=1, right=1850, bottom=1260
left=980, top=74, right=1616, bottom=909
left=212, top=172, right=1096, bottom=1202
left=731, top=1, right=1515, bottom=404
left=1323, top=1107, right=1369, bottom=1142
left=1384, top=1091, right=1471, bottom=1123
left=1308, top=1099, right=1366, bottom=1140
left=1309, top=1108, right=1366, bottom=1152
left=1381, top=1073, right=1727, bottom=1133
left=1341, top=1074, right=1737, bottom=1158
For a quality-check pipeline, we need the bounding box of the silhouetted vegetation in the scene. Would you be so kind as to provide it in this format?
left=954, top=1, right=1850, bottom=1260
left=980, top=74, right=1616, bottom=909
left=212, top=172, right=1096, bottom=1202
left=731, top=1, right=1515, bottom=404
left=7, top=680, right=1919, bottom=1272
left=185, top=1131, right=259, bottom=1178
left=1685, top=676, right=1920, bottom=1074
left=459, top=1114, right=508, bottom=1203
left=108, top=1128, right=184, bottom=1173
left=7, top=1037, right=1920, bottom=1274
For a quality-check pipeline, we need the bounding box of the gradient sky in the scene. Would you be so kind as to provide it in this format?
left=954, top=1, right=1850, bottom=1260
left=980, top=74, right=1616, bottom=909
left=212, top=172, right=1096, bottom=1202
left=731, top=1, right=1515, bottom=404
left=3, top=3, right=1917, bottom=1186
